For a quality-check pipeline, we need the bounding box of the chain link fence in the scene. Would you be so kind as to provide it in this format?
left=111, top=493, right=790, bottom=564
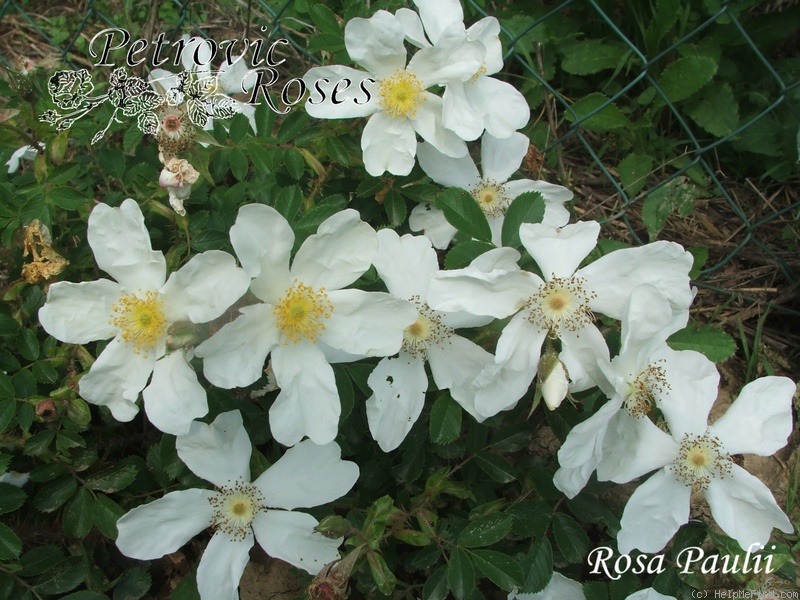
left=1, top=0, right=798, bottom=315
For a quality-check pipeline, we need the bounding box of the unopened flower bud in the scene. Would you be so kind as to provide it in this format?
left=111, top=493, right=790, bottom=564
left=538, top=352, right=569, bottom=410
left=35, top=399, right=57, bottom=421
left=314, top=515, right=352, bottom=539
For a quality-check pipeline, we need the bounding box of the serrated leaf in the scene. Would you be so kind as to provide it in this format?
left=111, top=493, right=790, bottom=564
left=475, top=452, right=516, bottom=484
left=48, top=186, right=89, bottom=211
left=86, top=461, right=138, bottom=493
left=32, top=361, right=58, bottom=384
left=469, top=549, right=523, bottom=590
left=0, top=522, right=22, bottom=560
left=429, top=393, right=462, bottom=445
left=24, top=430, right=55, bottom=456
left=310, top=3, right=341, bottom=33
left=367, top=552, right=397, bottom=595
left=17, top=328, right=39, bottom=361
left=383, top=189, right=407, bottom=227
left=228, top=112, right=250, bottom=144
left=522, top=537, right=553, bottom=593
left=506, top=500, right=553, bottom=538
left=687, top=82, right=739, bottom=137
left=565, top=93, right=631, bottom=132
left=0, top=398, right=15, bottom=432
left=552, top=513, right=590, bottom=563
left=284, top=148, right=305, bottom=180
left=113, top=565, right=151, bottom=600
left=448, top=548, right=475, bottom=600
left=435, top=188, right=492, bottom=242
left=274, top=184, right=303, bottom=221
left=458, top=513, right=514, bottom=548
left=33, top=556, right=85, bottom=595
left=277, top=110, right=311, bottom=144
left=61, top=592, right=109, bottom=600
left=501, top=191, right=546, bottom=247
left=561, top=40, right=629, bottom=75
left=655, top=55, right=718, bottom=103
left=92, top=493, right=124, bottom=539
left=618, top=153, right=654, bottom=196
left=33, top=476, right=76, bottom=512
left=0, top=482, right=26, bottom=514
left=667, top=325, right=736, bottom=362
left=422, top=565, right=448, bottom=600
left=62, top=487, right=93, bottom=538
left=228, top=148, right=249, bottom=181
left=20, top=545, right=65, bottom=576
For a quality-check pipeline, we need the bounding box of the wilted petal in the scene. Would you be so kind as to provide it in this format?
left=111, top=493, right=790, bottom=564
left=255, top=439, right=359, bottom=509
left=197, top=530, right=253, bottom=600
left=366, top=354, right=428, bottom=452
left=253, top=510, right=341, bottom=575
left=87, top=199, right=166, bottom=291
left=143, top=350, right=207, bottom=436
left=116, top=489, right=214, bottom=560
left=38, top=279, right=120, bottom=344
left=617, top=468, right=691, bottom=555
left=175, top=410, right=252, bottom=487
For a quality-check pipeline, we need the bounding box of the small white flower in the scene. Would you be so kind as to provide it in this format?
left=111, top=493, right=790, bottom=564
left=410, top=132, right=573, bottom=248
left=116, top=410, right=359, bottom=600
left=427, top=221, right=695, bottom=418
left=609, top=375, right=795, bottom=554
left=6, top=145, right=39, bottom=174
left=0, top=471, right=29, bottom=487
left=195, top=204, right=417, bottom=446
left=38, top=199, right=250, bottom=435
left=366, top=229, right=494, bottom=451
left=397, top=0, right=530, bottom=141
left=303, top=9, right=484, bottom=176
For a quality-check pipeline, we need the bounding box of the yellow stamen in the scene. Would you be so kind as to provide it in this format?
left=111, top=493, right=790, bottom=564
left=402, top=296, right=452, bottom=358
left=672, top=432, right=732, bottom=493
left=110, top=290, right=167, bottom=355
left=274, top=280, right=333, bottom=344
left=378, top=70, right=425, bottom=119
left=526, top=276, right=596, bottom=336
left=208, top=479, right=264, bottom=541
left=470, top=180, right=509, bottom=218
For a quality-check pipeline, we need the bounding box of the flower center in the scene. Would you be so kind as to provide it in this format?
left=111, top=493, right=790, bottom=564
left=110, top=290, right=168, bottom=355
left=208, top=479, right=265, bottom=541
left=402, top=296, right=453, bottom=358
left=378, top=70, right=425, bottom=119
left=163, top=114, right=182, bottom=132
left=470, top=180, right=509, bottom=218
left=672, top=432, right=733, bottom=493
left=274, top=280, right=333, bottom=344
left=624, top=362, right=669, bottom=418
left=526, top=276, right=595, bottom=336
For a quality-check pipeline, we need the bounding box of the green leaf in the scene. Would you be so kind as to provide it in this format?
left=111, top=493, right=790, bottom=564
left=584, top=581, right=610, bottom=600
left=60, top=592, right=109, bottom=600
left=310, top=3, right=341, bottom=33
left=641, top=178, right=696, bottom=241
left=124, top=126, right=145, bottom=152
left=469, top=549, right=523, bottom=591
left=92, top=493, right=124, bottom=539
left=0, top=482, right=26, bottom=514
left=458, top=513, right=514, bottom=548
left=32, top=361, right=58, bottom=384
left=0, top=398, right=16, bottom=433
left=33, top=556, right=85, bottom=595
left=0, top=314, right=19, bottom=336
left=565, top=93, right=631, bottom=132
left=552, top=513, right=590, bottom=563
left=17, top=328, right=39, bottom=361
left=687, top=82, right=739, bottom=137
left=228, top=112, right=251, bottom=144
left=429, top=393, right=462, bottom=445
left=422, top=565, right=449, bottom=600
left=522, top=537, right=553, bottom=593
left=667, top=325, right=736, bottom=362
left=448, top=548, right=475, bottom=600
left=501, top=191, right=546, bottom=247
left=62, top=487, right=93, bottom=538
left=277, top=110, right=311, bottom=145
left=33, top=476, right=77, bottom=512
left=0, top=522, right=22, bottom=560
left=655, top=55, right=718, bottom=103
left=561, top=40, right=629, bottom=75
left=284, top=148, right=305, bottom=180
left=274, top=184, right=303, bottom=221
left=618, top=153, right=653, bottom=197
left=383, top=189, right=407, bottom=227
left=367, top=552, right=397, bottom=596
left=85, top=461, right=138, bottom=493
left=444, top=241, right=495, bottom=270
left=434, top=188, right=491, bottom=243
left=20, top=545, right=65, bottom=576
left=48, top=186, right=90, bottom=211
left=475, top=452, right=516, bottom=484
left=325, top=136, right=350, bottom=166
left=23, top=430, right=55, bottom=456
left=113, top=565, right=151, bottom=600
left=506, top=500, right=553, bottom=538
left=228, top=148, right=249, bottom=181
left=98, top=148, right=126, bottom=180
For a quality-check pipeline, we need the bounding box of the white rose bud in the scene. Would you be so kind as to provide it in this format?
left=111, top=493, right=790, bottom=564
left=538, top=352, right=569, bottom=410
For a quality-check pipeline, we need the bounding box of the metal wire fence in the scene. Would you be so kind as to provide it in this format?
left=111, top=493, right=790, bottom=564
left=1, top=0, right=798, bottom=314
